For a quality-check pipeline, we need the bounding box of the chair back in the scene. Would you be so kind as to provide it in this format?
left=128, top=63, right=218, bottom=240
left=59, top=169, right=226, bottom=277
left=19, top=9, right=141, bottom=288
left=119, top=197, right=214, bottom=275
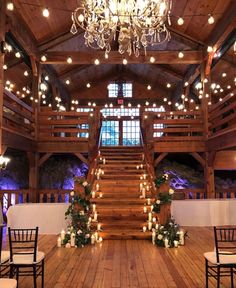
left=214, top=226, right=236, bottom=263
left=8, top=227, right=39, bottom=263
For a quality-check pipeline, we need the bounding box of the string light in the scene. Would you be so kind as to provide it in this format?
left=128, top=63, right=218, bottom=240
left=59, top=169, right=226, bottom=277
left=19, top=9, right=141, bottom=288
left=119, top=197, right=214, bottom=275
left=67, top=57, right=72, bottom=64
left=94, top=59, right=100, bottom=65
left=122, top=59, right=128, bottom=65
left=3, top=64, right=7, bottom=70
left=86, top=83, right=91, bottom=88
left=207, top=46, right=213, bottom=53
left=42, top=8, right=49, bottom=18
left=66, top=79, right=70, bottom=85
left=208, top=15, right=215, bottom=25
left=41, top=55, right=47, bottom=62
left=15, top=52, right=21, bottom=58
left=177, top=17, right=184, bottom=25
left=178, top=52, right=184, bottom=58
left=6, top=2, right=14, bottom=11
left=166, top=83, right=171, bottom=88
left=149, top=56, right=155, bottom=63
left=147, top=85, right=152, bottom=90
left=24, top=70, right=29, bottom=77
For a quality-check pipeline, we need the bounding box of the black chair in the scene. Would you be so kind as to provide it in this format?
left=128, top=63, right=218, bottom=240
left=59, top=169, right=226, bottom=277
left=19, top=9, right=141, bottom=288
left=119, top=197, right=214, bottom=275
left=0, top=224, right=10, bottom=277
left=8, top=227, right=45, bottom=288
left=204, top=226, right=236, bottom=288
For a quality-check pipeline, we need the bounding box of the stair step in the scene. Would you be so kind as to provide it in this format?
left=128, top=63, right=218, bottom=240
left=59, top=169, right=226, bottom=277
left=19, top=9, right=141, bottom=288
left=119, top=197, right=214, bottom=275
left=99, top=230, right=151, bottom=240
left=92, top=198, right=150, bottom=205
left=94, top=179, right=148, bottom=185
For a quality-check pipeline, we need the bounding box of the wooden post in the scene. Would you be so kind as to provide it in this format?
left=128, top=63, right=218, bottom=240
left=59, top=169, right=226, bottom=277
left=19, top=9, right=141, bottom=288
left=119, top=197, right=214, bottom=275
left=0, top=0, right=6, bottom=155
left=32, top=63, right=41, bottom=141
left=28, top=152, right=39, bottom=203
left=201, top=61, right=215, bottom=198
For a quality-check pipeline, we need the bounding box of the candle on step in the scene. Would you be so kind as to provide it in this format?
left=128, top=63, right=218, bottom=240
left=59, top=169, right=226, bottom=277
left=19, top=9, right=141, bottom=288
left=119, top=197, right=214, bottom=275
left=174, top=240, right=179, bottom=248
left=142, top=154, right=144, bottom=161
left=143, top=226, right=147, bottom=232
left=57, top=237, right=62, bottom=247
left=143, top=205, right=147, bottom=213
left=70, top=233, right=75, bottom=247
left=60, top=230, right=65, bottom=241
left=147, top=198, right=151, bottom=205
left=97, top=173, right=100, bottom=180
left=103, top=158, right=106, bottom=164
left=94, top=232, right=98, bottom=241
left=99, top=236, right=103, bottom=243
left=164, top=238, right=169, bottom=248
left=93, top=212, right=98, bottom=222
left=97, top=223, right=101, bottom=231
left=91, top=234, right=95, bottom=244
left=140, top=183, right=143, bottom=192
left=148, top=212, right=152, bottom=222
left=151, top=205, right=154, bottom=211
left=152, top=231, right=156, bottom=245
left=143, top=174, right=147, bottom=180
left=155, top=223, right=159, bottom=229
left=140, top=176, right=143, bottom=180
left=140, top=164, right=143, bottom=169
left=148, top=221, right=152, bottom=230
left=142, top=187, right=146, bottom=198
left=99, top=192, right=103, bottom=198
left=96, top=183, right=99, bottom=191
left=98, top=151, right=101, bottom=156
left=152, top=217, right=156, bottom=223
left=136, top=165, right=139, bottom=169
left=92, top=191, right=96, bottom=199
left=179, top=230, right=185, bottom=245
left=146, top=185, right=150, bottom=192
left=92, top=204, right=96, bottom=212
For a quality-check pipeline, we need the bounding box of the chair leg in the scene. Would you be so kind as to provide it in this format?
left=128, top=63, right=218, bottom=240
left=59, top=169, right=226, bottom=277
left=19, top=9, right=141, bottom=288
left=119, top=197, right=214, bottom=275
left=41, top=259, right=44, bottom=288
left=231, top=267, right=234, bottom=288
left=33, top=265, right=37, bottom=288
left=217, top=266, right=220, bottom=288
left=205, top=259, right=209, bottom=288
left=10, top=265, right=14, bottom=278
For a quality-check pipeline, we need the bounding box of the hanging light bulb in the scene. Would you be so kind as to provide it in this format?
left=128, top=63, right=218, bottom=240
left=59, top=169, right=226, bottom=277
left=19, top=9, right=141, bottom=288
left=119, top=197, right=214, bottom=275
left=208, top=15, right=215, bottom=25
left=42, top=8, right=49, bottom=18
left=177, top=17, right=184, bottom=26
left=0, top=155, right=10, bottom=170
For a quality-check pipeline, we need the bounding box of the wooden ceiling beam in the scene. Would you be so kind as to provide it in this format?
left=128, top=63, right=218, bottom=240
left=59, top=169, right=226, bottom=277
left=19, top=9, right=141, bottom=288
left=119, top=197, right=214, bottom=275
left=154, top=64, right=184, bottom=80
left=40, top=50, right=204, bottom=65
left=58, top=65, right=93, bottom=79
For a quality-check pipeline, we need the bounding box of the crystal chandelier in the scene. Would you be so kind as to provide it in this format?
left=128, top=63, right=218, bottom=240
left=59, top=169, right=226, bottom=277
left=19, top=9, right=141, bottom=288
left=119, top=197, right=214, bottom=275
left=0, top=155, right=10, bottom=170
left=71, top=0, right=172, bottom=57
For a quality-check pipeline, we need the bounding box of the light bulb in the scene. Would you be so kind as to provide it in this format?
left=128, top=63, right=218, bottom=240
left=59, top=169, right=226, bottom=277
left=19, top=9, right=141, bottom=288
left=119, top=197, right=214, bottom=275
left=24, top=70, right=29, bottom=77
left=177, top=17, right=184, bottom=25
left=66, top=79, right=70, bottom=85
left=150, top=56, right=155, bottom=63
left=86, top=83, right=91, bottom=88
left=147, top=85, right=151, bottom=90
left=41, top=55, right=47, bottom=62
left=15, top=52, right=21, bottom=58
left=42, top=8, right=49, bottom=18
left=123, top=59, right=128, bottom=65
left=178, top=52, right=184, bottom=58
left=7, top=2, right=14, bottom=11
left=67, top=57, right=72, bottom=64
left=166, top=83, right=171, bottom=88
left=208, top=15, right=215, bottom=25
left=94, top=59, right=100, bottom=65
left=207, top=46, right=213, bottom=53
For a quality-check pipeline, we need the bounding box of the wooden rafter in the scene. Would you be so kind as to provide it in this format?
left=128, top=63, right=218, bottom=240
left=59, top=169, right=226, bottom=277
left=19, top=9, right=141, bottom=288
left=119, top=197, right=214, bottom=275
left=154, top=153, right=168, bottom=167
left=74, top=153, right=88, bottom=165
left=40, top=50, right=203, bottom=65
left=38, top=153, right=52, bottom=167
left=190, top=152, right=205, bottom=167
left=58, top=65, right=93, bottom=79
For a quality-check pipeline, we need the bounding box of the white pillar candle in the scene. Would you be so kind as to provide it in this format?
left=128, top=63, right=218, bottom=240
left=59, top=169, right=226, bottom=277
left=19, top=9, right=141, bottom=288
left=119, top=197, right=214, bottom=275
left=140, top=164, right=143, bottom=169
left=148, top=221, right=152, bottom=230
left=147, top=198, right=151, bottom=205
left=101, top=170, right=104, bottom=175
left=142, top=188, right=146, bottom=198
left=93, top=212, right=98, bottom=222
left=92, top=191, right=96, bottom=199
left=99, top=236, right=103, bottom=243
left=97, top=173, right=100, bottom=180
left=96, top=183, right=99, bottom=191
left=143, top=205, right=147, bottom=213
left=91, top=234, right=95, bottom=244
left=136, top=165, right=139, bottom=169
left=97, top=223, right=101, bottom=231
left=143, top=226, right=147, bottom=232
left=98, top=151, right=101, bottom=156
left=146, top=185, right=150, bottom=192
left=140, top=176, right=143, bottom=180
left=60, top=230, right=65, bottom=241
left=164, top=238, right=169, bottom=248
left=140, top=183, right=143, bottom=192
left=155, top=223, right=159, bottom=229
left=94, top=232, right=98, bottom=241
left=70, top=233, right=75, bottom=247
left=152, top=217, right=156, bottom=223
left=103, top=158, right=106, bottom=164
left=99, top=192, right=103, bottom=198
left=88, top=217, right=92, bottom=223
left=142, top=154, right=144, bottom=161
left=152, top=231, right=156, bottom=245
left=143, top=174, right=147, bottom=180
left=92, top=204, right=96, bottom=212
left=148, top=212, right=152, bottom=222
left=57, top=237, right=62, bottom=247
left=179, top=230, right=185, bottom=245
left=174, top=240, right=179, bottom=248
left=151, top=205, right=154, bottom=211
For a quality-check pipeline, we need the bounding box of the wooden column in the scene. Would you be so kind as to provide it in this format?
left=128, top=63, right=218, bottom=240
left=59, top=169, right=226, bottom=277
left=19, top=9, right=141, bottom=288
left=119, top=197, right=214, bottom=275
left=28, top=152, right=39, bottom=203
left=201, top=61, right=215, bottom=198
left=32, top=63, right=41, bottom=141
left=0, top=0, right=6, bottom=155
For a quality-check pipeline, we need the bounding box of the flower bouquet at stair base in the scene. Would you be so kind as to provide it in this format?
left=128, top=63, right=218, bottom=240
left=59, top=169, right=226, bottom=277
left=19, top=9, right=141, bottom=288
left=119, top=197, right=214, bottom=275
left=153, top=173, right=175, bottom=214
left=154, top=218, right=187, bottom=248
left=62, top=178, right=94, bottom=248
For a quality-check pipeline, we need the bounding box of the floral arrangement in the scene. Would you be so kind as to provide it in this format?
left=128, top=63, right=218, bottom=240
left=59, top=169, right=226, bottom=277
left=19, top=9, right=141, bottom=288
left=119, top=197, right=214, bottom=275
left=61, top=178, right=94, bottom=247
left=154, top=219, right=187, bottom=248
left=153, top=173, right=175, bottom=213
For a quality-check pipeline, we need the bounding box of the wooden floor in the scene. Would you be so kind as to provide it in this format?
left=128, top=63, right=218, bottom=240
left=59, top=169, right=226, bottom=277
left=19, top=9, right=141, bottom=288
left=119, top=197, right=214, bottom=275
left=2, top=227, right=233, bottom=287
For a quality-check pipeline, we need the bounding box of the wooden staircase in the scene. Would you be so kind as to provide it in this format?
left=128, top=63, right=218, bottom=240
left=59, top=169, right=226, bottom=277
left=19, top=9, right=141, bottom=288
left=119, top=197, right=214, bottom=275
left=92, top=146, right=154, bottom=240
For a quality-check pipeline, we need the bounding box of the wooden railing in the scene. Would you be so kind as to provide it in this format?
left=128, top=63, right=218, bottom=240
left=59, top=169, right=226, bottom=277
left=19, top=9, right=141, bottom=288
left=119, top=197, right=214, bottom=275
left=149, top=110, right=204, bottom=142
left=208, top=89, right=236, bottom=138
left=38, top=108, right=92, bottom=142
left=3, top=90, right=35, bottom=139
left=0, top=190, right=30, bottom=210
left=174, top=188, right=205, bottom=199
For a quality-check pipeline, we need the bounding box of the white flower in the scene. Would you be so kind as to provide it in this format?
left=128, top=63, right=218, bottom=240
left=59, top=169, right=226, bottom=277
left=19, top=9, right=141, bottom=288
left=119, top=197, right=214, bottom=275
left=160, top=226, right=164, bottom=229
left=80, top=211, right=85, bottom=215
left=70, top=191, right=75, bottom=197
left=77, top=230, right=82, bottom=235
left=65, top=243, right=71, bottom=248
left=82, top=181, right=88, bottom=187
left=157, top=234, right=163, bottom=240
left=85, top=234, right=90, bottom=238
left=169, top=188, right=174, bottom=195
left=164, top=173, right=169, bottom=179
left=156, top=199, right=161, bottom=205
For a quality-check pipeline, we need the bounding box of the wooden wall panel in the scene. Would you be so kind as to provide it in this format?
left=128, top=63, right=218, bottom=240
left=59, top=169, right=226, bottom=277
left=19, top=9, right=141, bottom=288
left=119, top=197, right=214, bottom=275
left=154, top=141, right=206, bottom=153
left=214, top=151, right=236, bottom=170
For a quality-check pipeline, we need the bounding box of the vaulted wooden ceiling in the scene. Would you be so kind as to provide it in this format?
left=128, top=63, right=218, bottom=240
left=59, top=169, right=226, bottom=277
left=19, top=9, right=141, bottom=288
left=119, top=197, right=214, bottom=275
left=3, top=0, right=236, bottom=108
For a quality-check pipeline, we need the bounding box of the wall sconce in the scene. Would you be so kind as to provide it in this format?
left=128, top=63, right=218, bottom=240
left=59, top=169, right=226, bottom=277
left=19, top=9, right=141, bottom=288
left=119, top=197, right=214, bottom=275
left=0, top=155, right=10, bottom=170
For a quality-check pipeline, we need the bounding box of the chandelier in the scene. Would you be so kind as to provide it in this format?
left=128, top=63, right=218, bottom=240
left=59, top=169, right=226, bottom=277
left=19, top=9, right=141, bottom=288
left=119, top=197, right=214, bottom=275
left=0, top=155, right=10, bottom=170
left=71, top=0, right=172, bottom=57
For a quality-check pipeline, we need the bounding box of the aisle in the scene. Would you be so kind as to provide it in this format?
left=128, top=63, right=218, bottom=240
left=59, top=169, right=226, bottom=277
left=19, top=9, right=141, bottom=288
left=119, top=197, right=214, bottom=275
left=1, top=227, right=232, bottom=287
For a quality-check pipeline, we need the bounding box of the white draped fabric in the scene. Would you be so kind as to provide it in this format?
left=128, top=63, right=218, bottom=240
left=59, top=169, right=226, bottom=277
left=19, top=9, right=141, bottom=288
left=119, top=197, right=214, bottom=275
left=7, top=203, right=69, bottom=234
left=172, top=199, right=236, bottom=226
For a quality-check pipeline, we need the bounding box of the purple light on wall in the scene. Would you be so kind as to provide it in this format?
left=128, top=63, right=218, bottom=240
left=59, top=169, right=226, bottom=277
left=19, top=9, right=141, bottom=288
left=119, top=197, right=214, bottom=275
left=0, top=177, right=19, bottom=190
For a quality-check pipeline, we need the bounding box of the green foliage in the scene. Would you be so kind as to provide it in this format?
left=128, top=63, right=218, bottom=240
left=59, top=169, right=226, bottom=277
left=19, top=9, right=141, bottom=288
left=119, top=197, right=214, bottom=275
left=155, top=219, right=181, bottom=248
left=154, top=174, right=168, bottom=188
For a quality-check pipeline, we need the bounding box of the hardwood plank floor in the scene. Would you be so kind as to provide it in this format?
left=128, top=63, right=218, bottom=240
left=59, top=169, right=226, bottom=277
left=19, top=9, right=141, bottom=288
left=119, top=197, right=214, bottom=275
left=2, top=227, right=233, bottom=287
